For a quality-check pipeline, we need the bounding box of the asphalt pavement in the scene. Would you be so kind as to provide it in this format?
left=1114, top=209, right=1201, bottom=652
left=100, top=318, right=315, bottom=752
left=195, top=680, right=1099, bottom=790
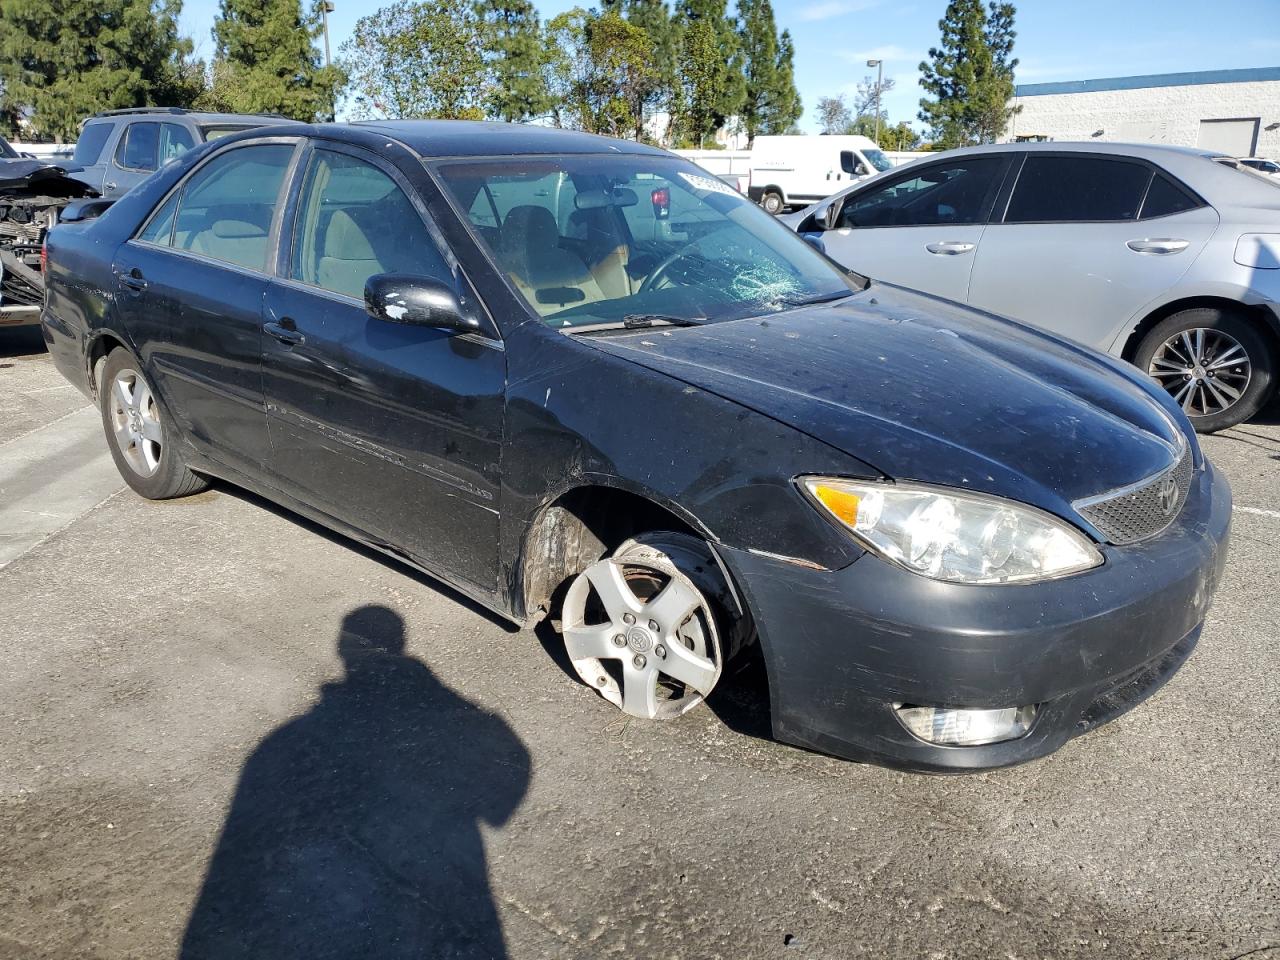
left=0, top=325, right=1276, bottom=960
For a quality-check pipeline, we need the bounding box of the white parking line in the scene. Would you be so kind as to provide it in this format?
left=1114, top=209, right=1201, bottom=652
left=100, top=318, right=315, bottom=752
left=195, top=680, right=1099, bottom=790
left=1235, top=505, right=1280, bottom=521
left=0, top=405, right=124, bottom=568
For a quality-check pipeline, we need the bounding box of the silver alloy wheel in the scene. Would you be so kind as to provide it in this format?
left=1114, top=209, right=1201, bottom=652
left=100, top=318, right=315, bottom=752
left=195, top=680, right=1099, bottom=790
left=108, top=368, right=163, bottom=478
left=762, top=192, right=783, bottom=215
left=1148, top=327, right=1252, bottom=418
left=561, top=545, right=723, bottom=720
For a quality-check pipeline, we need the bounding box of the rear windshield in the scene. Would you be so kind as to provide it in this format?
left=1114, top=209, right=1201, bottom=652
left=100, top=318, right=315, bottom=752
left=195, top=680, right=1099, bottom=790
left=73, top=123, right=114, bottom=165
left=200, top=125, right=258, bottom=141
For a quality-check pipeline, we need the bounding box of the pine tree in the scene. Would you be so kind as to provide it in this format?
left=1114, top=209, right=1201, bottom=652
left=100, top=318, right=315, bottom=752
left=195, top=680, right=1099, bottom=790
left=595, top=0, right=677, bottom=140
left=918, top=0, right=1019, bottom=147
left=0, top=0, right=195, bottom=141
left=766, top=28, right=802, bottom=134
left=737, top=0, right=776, bottom=146
left=673, top=0, right=743, bottom=144
left=212, top=0, right=343, bottom=120
left=475, top=0, right=550, bottom=122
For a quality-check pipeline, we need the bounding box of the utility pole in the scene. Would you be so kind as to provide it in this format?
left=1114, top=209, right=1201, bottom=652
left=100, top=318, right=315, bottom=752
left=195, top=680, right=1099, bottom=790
left=322, top=1, right=335, bottom=122
left=866, top=58, right=883, bottom=146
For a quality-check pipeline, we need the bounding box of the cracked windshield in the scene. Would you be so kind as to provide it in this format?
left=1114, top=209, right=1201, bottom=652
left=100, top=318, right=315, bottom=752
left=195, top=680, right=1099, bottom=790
left=434, top=155, right=859, bottom=329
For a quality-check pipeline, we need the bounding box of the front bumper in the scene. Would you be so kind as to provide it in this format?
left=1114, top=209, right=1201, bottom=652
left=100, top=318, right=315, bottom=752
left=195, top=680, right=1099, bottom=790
left=717, top=459, right=1232, bottom=772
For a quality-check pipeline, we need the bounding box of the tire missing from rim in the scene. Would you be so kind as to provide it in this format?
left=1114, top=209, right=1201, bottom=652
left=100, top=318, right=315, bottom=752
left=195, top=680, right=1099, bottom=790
left=560, top=533, right=734, bottom=720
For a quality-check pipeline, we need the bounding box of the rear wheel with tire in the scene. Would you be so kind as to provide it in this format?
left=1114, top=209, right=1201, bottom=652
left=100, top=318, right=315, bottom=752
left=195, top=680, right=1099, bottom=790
left=761, top=190, right=784, bottom=215
left=559, top=531, right=752, bottom=720
left=1134, top=307, right=1275, bottom=433
left=99, top=348, right=208, bottom=499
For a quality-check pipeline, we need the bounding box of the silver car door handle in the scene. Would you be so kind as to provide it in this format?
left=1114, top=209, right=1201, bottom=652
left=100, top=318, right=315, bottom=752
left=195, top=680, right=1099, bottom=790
left=925, top=241, right=976, bottom=256
left=1126, top=238, right=1189, bottom=255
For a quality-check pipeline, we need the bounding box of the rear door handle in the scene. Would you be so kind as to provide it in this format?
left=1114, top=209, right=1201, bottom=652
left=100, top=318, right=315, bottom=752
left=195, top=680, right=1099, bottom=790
left=263, top=319, right=304, bottom=346
left=118, top=267, right=147, bottom=291
left=1126, top=238, right=1189, bottom=255
left=925, top=241, right=976, bottom=256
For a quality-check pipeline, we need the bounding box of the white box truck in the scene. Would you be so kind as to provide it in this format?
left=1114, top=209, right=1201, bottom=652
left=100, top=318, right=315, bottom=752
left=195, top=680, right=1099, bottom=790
left=748, top=135, right=893, bottom=214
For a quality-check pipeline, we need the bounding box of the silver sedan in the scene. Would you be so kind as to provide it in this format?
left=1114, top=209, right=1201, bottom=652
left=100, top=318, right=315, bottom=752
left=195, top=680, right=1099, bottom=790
left=788, top=142, right=1280, bottom=431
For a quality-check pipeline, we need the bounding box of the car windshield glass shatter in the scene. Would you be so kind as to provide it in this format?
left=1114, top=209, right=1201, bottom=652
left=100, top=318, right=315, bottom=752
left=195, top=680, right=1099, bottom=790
left=73, top=123, right=113, bottom=166
left=1006, top=156, right=1151, bottom=223
left=292, top=150, right=448, bottom=300
left=839, top=157, right=1005, bottom=228
left=434, top=155, right=860, bottom=327
left=118, top=123, right=159, bottom=171
left=172, top=144, right=294, bottom=272
left=1140, top=174, right=1200, bottom=219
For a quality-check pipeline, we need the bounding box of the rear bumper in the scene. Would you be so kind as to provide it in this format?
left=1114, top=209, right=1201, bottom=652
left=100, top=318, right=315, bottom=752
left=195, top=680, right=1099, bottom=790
left=717, top=459, right=1232, bottom=772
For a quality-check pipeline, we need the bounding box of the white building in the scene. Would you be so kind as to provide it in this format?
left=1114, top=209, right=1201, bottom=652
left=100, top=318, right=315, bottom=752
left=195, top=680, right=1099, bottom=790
left=1008, top=66, right=1280, bottom=158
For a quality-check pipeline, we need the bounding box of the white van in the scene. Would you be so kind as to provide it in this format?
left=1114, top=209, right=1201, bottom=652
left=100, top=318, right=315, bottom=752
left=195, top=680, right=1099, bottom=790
left=748, top=135, right=892, bottom=213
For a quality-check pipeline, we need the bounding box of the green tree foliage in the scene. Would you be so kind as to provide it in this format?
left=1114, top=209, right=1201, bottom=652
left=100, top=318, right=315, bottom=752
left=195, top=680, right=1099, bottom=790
left=768, top=28, right=802, bottom=134
left=341, top=0, right=489, bottom=120
left=475, top=0, right=550, bottom=121
left=737, top=0, right=775, bottom=145
left=601, top=0, right=679, bottom=139
left=672, top=0, right=742, bottom=145
left=0, top=0, right=196, bottom=141
left=542, top=8, right=657, bottom=137
left=852, top=72, right=894, bottom=126
left=212, top=0, right=343, bottom=120
left=918, top=0, right=1019, bottom=147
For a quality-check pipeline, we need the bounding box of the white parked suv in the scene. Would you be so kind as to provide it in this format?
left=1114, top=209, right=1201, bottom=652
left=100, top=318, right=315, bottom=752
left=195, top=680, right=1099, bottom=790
left=788, top=142, right=1280, bottom=431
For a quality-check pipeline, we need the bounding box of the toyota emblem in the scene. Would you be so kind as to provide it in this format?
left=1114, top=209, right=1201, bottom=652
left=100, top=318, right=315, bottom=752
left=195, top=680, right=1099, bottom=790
left=1156, top=476, right=1179, bottom=516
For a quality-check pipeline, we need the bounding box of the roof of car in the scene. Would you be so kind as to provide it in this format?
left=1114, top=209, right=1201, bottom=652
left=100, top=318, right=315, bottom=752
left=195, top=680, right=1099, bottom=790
left=940, top=141, right=1233, bottom=161
left=85, top=108, right=297, bottom=126
left=330, top=120, right=671, bottom=159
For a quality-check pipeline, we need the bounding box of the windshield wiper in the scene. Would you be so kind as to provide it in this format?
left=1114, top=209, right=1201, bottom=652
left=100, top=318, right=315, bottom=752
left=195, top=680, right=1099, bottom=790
left=777, top=290, right=855, bottom=308
left=561, top=314, right=706, bottom=335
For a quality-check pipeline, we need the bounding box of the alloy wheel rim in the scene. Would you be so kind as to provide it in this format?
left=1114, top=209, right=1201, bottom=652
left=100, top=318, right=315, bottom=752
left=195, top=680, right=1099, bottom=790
left=561, top=552, right=722, bottom=720
left=109, top=369, right=163, bottom=477
left=1148, top=328, right=1251, bottom=419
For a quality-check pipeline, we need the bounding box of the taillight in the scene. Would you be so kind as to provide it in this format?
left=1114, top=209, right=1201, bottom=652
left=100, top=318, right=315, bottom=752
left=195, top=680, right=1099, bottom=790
left=651, top=187, right=670, bottom=220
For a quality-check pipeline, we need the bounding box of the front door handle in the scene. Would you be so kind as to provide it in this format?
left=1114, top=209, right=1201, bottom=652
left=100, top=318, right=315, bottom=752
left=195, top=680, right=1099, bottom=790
left=118, top=267, right=147, bottom=291
left=1126, top=238, right=1189, bottom=255
left=925, top=241, right=976, bottom=256
left=263, top=319, right=304, bottom=346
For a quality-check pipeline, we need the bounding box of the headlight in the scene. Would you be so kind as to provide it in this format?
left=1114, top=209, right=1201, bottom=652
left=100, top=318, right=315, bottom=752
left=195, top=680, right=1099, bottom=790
left=801, top=477, right=1103, bottom=584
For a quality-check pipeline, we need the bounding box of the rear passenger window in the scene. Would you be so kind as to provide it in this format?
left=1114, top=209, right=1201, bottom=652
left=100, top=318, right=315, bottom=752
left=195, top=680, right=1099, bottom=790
left=1005, top=156, right=1151, bottom=223
left=1140, top=174, right=1200, bottom=219
left=72, top=123, right=113, bottom=166
left=291, top=150, right=447, bottom=300
left=172, top=144, right=294, bottom=271
left=117, top=123, right=159, bottom=171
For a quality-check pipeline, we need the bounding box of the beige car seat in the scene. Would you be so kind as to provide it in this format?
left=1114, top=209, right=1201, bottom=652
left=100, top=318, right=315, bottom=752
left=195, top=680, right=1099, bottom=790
left=496, top=206, right=606, bottom=314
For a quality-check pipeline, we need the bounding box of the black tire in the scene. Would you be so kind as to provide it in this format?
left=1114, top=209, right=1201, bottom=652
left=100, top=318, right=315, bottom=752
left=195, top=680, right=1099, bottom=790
left=1133, top=307, right=1275, bottom=433
left=99, top=348, right=208, bottom=500
left=761, top=190, right=784, bottom=215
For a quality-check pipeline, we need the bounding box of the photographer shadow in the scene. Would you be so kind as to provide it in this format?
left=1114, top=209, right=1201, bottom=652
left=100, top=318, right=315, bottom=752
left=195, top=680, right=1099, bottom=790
left=180, top=604, right=530, bottom=960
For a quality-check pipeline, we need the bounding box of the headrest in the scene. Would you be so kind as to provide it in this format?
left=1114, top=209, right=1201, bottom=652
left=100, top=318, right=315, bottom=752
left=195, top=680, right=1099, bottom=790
left=323, top=209, right=377, bottom=259
left=210, top=219, right=266, bottom=239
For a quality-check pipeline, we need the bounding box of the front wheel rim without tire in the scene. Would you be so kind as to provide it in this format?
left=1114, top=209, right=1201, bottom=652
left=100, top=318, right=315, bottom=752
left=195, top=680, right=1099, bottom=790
left=1148, top=327, right=1251, bottom=419
left=561, top=548, right=722, bottom=720
left=109, top=369, right=163, bottom=477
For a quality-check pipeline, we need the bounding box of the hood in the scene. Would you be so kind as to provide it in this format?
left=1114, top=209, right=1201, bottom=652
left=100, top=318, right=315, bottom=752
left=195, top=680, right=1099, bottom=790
left=0, top=158, right=97, bottom=198
left=583, top=285, right=1188, bottom=524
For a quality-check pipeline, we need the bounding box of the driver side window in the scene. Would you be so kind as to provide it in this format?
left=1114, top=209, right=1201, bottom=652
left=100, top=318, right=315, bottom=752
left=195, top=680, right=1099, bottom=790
left=839, top=157, right=1005, bottom=228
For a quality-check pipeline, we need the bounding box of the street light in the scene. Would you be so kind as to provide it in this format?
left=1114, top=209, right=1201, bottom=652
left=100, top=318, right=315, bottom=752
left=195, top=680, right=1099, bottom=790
left=866, top=58, right=883, bottom=147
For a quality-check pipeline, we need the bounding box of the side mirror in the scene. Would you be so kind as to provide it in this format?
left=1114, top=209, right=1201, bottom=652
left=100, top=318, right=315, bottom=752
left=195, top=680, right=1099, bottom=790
left=364, top=273, right=480, bottom=334
left=854, top=162, right=868, bottom=177
left=58, top=198, right=115, bottom=223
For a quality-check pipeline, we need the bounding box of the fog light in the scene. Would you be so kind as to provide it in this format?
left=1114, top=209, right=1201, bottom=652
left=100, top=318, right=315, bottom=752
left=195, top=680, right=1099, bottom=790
left=894, top=703, right=1038, bottom=746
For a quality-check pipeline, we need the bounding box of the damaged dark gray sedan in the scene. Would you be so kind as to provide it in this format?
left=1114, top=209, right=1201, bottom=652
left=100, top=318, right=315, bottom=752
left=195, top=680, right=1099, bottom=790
left=42, top=122, right=1231, bottom=771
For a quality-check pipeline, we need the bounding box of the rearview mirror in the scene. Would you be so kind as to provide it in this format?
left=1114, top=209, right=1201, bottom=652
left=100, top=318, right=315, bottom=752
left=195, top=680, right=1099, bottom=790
left=364, top=273, right=480, bottom=334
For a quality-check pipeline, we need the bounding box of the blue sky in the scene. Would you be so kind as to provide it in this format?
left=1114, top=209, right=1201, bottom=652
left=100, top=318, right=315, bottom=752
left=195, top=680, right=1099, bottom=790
left=179, top=0, right=1280, bottom=133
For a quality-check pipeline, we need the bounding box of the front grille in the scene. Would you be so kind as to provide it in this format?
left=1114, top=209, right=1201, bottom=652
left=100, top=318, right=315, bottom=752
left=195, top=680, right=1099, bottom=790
left=1074, top=445, right=1194, bottom=545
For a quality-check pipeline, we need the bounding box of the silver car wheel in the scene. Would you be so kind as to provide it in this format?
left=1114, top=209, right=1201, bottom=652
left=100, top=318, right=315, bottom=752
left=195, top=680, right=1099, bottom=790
left=1148, top=327, right=1252, bottom=418
left=561, top=544, right=723, bottom=720
left=108, top=368, right=163, bottom=478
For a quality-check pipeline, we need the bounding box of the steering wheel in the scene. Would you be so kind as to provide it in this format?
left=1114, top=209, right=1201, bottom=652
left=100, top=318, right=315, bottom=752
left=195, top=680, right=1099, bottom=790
left=639, top=240, right=703, bottom=294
